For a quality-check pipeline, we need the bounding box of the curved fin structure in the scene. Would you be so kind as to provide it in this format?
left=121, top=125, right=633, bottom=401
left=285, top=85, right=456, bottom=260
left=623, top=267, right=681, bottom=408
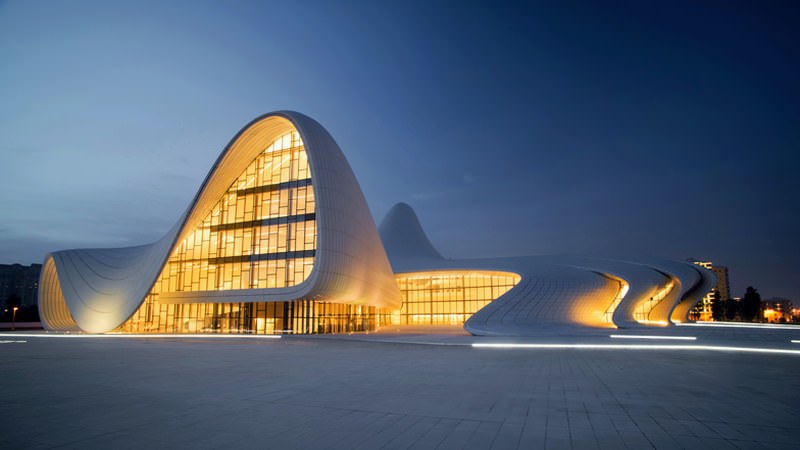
left=379, top=202, right=444, bottom=267
left=463, top=260, right=620, bottom=335
left=670, top=264, right=716, bottom=323
left=381, top=204, right=718, bottom=334
left=641, top=260, right=702, bottom=324
left=38, top=255, right=80, bottom=331
left=39, top=111, right=400, bottom=333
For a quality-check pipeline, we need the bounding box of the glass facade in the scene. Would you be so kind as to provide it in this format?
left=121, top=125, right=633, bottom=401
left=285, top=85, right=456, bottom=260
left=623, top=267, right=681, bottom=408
left=158, top=130, right=316, bottom=294
left=393, top=271, right=521, bottom=325
left=113, top=129, right=518, bottom=334
left=115, top=128, right=373, bottom=334
left=116, top=300, right=388, bottom=334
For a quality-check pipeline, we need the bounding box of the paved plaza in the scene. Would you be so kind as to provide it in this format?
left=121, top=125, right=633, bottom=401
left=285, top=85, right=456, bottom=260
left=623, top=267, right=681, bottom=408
left=1, top=326, right=799, bottom=449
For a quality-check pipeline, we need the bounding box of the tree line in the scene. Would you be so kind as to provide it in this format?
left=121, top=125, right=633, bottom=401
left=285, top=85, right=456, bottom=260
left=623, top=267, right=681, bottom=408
left=710, top=286, right=795, bottom=323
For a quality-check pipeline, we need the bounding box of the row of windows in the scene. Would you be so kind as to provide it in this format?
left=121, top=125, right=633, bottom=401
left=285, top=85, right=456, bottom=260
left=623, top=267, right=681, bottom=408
left=397, top=274, right=517, bottom=290
left=119, top=270, right=520, bottom=334
left=395, top=271, right=520, bottom=326
left=403, top=314, right=472, bottom=325
left=156, top=257, right=315, bottom=293
left=402, top=300, right=498, bottom=315
left=209, top=184, right=315, bottom=226
left=160, top=129, right=317, bottom=295
left=234, top=131, right=310, bottom=191
left=116, top=299, right=391, bottom=335
left=402, top=286, right=512, bottom=302
left=176, top=219, right=317, bottom=262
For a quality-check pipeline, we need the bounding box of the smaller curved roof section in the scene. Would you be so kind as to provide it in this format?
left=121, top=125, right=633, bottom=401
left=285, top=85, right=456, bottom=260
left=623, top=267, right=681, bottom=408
left=379, top=203, right=444, bottom=268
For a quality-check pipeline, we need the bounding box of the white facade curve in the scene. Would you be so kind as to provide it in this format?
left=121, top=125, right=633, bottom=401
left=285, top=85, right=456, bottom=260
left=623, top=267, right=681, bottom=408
left=378, top=202, right=716, bottom=335
left=39, top=111, right=401, bottom=333
left=38, top=112, right=715, bottom=336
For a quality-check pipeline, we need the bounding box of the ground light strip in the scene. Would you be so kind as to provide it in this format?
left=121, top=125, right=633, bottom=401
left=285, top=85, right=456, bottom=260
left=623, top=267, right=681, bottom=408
left=792, top=340, right=800, bottom=344
left=0, top=333, right=281, bottom=339
left=610, top=334, right=696, bottom=341
left=676, top=322, right=800, bottom=330
left=472, top=343, right=800, bottom=355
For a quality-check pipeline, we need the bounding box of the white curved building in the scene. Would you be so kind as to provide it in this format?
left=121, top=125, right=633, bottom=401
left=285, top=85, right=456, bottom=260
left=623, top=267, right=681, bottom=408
left=379, top=203, right=715, bottom=335
left=38, top=112, right=714, bottom=335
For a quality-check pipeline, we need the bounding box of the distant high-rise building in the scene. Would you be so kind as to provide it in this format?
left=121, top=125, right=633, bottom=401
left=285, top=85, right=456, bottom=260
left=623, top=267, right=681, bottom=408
left=0, top=263, right=41, bottom=308
left=711, top=265, right=730, bottom=301
left=686, top=259, right=730, bottom=321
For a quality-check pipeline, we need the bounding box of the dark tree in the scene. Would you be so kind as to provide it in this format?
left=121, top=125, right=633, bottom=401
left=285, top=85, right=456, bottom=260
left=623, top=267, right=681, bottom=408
left=741, top=286, right=762, bottom=322
left=711, top=291, right=724, bottom=321
left=724, top=299, right=739, bottom=321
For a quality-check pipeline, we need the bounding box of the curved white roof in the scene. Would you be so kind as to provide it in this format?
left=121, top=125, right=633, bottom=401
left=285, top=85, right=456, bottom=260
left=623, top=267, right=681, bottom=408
left=39, top=111, right=401, bottom=333
left=378, top=202, right=715, bottom=334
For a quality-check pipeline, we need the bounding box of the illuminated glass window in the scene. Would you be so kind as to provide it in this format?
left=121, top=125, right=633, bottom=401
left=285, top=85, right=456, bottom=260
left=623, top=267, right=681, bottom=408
left=154, top=130, right=315, bottom=294
left=117, top=128, right=342, bottom=334
left=394, top=271, right=520, bottom=325
left=117, top=299, right=390, bottom=335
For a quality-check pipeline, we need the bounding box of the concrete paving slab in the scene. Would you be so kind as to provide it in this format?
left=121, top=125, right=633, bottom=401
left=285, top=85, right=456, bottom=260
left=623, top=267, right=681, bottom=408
left=1, top=331, right=799, bottom=449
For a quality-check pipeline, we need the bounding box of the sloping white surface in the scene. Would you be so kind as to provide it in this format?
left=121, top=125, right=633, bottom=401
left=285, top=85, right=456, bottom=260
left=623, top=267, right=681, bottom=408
left=379, top=203, right=715, bottom=335
left=39, top=112, right=400, bottom=333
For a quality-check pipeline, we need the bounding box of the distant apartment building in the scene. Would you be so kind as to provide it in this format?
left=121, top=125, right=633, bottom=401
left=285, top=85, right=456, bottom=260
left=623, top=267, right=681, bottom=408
left=762, top=298, right=796, bottom=323
left=711, top=265, right=730, bottom=303
left=0, top=263, right=42, bottom=307
left=687, top=259, right=729, bottom=321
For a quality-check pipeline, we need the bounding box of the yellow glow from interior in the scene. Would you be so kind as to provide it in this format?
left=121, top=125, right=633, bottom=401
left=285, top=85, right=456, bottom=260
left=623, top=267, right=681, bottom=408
left=117, top=125, right=321, bottom=335
left=603, top=281, right=629, bottom=324
left=393, top=270, right=521, bottom=326
left=634, top=280, right=675, bottom=325
left=636, top=319, right=670, bottom=327
left=156, top=128, right=315, bottom=294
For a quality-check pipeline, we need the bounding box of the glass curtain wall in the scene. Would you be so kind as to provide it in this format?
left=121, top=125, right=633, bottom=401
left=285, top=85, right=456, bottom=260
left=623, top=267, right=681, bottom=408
left=115, top=129, right=381, bottom=334
left=117, top=300, right=387, bottom=334
left=158, top=129, right=316, bottom=294
left=394, top=271, right=521, bottom=325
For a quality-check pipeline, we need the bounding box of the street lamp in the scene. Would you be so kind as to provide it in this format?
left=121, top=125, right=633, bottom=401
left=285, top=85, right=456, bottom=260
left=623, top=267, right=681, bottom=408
left=12, top=306, right=19, bottom=331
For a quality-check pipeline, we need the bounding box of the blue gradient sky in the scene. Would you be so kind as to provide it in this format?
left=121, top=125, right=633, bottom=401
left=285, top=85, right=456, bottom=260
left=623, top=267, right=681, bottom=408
left=1, top=1, right=798, bottom=300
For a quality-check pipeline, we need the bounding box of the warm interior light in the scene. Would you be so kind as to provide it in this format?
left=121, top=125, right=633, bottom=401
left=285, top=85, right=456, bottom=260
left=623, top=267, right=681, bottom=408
left=392, top=271, right=521, bottom=326
left=116, top=126, right=320, bottom=335
left=637, top=319, right=670, bottom=327
left=634, top=280, right=674, bottom=325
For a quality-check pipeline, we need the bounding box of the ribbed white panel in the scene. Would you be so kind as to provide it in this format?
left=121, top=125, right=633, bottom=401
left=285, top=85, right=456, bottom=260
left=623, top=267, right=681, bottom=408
left=37, top=255, right=79, bottom=331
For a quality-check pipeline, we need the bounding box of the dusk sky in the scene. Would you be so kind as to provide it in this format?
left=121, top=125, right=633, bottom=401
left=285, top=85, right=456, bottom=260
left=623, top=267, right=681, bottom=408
left=1, top=1, right=798, bottom=300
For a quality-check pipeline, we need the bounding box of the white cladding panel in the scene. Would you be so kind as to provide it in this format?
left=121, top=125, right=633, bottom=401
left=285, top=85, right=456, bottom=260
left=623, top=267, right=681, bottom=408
left=39, top=112, right=400, bottom=333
